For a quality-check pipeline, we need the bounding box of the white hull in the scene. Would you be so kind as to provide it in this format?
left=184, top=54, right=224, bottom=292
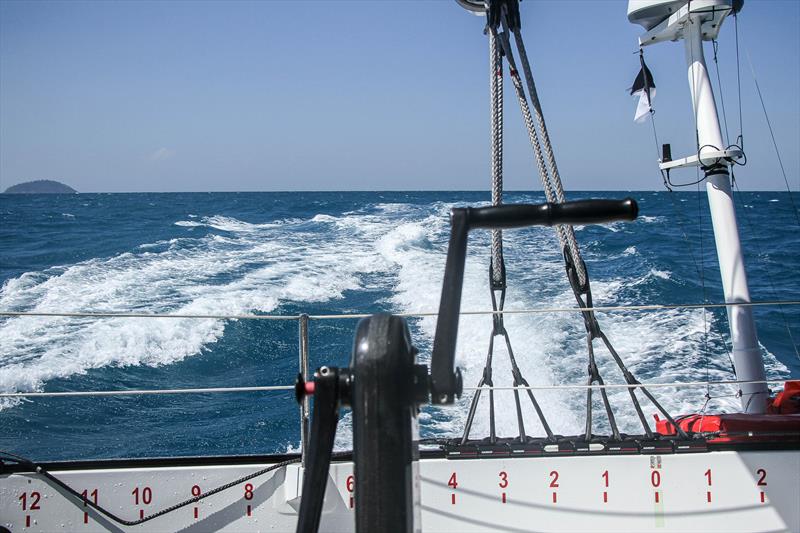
left=3, top=448, right=798, bottom=532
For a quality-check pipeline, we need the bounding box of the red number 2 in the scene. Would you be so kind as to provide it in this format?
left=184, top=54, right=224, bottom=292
left=549, top=471, right=559, bottom=488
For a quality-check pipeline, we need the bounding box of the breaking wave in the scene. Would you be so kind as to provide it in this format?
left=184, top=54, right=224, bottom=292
left=0, top=193, right=793, bottom=453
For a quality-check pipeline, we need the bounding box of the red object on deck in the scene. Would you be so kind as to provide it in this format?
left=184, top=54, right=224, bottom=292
left=767, top=380, right=800, bottom=414
left=655, top=381, right=800, bottom=443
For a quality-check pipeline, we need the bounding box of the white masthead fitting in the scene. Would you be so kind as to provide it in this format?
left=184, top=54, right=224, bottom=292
left=629, top=0, right=743, bottom=44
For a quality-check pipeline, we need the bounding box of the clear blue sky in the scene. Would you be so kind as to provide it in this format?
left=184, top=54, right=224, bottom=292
left=1, top=0, right=797, bottom=192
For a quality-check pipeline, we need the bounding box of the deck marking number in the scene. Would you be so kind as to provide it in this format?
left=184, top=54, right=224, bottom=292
left=651, top=471, right=662, bottom=503
left=19, top=491, right=41, bottom=511
left=498, top=471, right=508, bottom=488
left=704, top=469, right=712, bottom=503
left=651, top=470, right=661, bottom=487
left=192, top=485, right=201, bottom=519
left=448, top=472, right=458, bottom=489
left=550, top=470, right=559, bottom=503
left=346, top=475, right=355, bottom=509
left=82, top=489, right=98, bottom=524
left=132, top=487, right=152, bottom=505
left=757, top=468, right=767, bottom=503
left=602, top=470, right=609, bottom=503
left=498, top=471, right=508, bottom=503
left=19, top=491, right=40, bottom=528
left=245, top=483, right=254, bottom=516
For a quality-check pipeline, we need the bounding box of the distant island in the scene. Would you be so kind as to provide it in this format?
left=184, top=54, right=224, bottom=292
left=3, top=179, right=77, bottom=194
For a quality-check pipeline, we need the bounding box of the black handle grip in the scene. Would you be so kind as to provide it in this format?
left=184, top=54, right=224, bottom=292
left=296, top=368, right=341, bottom=533
left=466, top=198, right=638, bottom=230
left=430, top=198, right=638, bottom=404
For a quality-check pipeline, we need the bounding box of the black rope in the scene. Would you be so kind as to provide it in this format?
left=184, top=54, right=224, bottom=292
left=0, top=449, right=340, bottom=527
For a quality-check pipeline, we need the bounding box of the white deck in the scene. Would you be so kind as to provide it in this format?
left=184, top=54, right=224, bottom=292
left=2, top=449, right=798, bottom=532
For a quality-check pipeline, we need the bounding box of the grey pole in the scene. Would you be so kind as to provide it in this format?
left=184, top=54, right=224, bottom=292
left=299, top=313, right=310, bottom=466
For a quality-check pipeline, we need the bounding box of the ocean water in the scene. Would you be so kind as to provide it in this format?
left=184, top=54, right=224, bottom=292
left=1, top=191, right=798, bottom=461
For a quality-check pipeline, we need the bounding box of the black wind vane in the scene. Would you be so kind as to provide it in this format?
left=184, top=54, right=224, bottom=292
left=631, top=50, right=656, bottom=123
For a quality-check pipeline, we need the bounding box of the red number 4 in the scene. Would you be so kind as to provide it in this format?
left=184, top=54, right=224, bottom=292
left=448, top=472, right=458, bottom=489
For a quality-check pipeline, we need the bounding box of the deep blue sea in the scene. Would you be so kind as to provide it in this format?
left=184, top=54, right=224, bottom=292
left=1, top=191, right=798, bottom=461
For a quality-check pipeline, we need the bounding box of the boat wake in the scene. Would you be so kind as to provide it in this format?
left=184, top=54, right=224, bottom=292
left=0, top=200, right=790, bottom=447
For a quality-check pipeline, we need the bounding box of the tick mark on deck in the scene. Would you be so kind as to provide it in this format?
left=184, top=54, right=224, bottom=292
left=760, top=492, right=766, bottom=503
left=707, top=491, right=712, bottom=503
left=603, top=491, right=608, bottom=503
left=84, top=511, right=89, bottom=524
left=552, top=492, right=557, bottom=503
left=139, top=509, right=144, bottom=520
left=247, top=504, right=252, bottom=517
left=26, top=515, right=31, bottom=527
left=194, top=507, right=199, bottom=519
left=350, top=496, right=354, bottom=509
left=655, top=492, right=660, bottom=503
left=501, top=492, right=506, bottom=503
left=451, top=494, right=455, bottom=505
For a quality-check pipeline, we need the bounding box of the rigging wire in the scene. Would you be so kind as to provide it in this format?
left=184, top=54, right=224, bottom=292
left=1, top=300, right=798, bottom=321
left=734, top=13, right=744, bottom=148
left=742, top=39, right=800, bottom=225
left=0, top=379, right=786, bottom=399
left=731, top=173, right=800, bottom=362
left=0, top=385, right=294, bottom=398
left=708, top=21, right=799, bottom=363
left=711, top=39, right=731, bottom=146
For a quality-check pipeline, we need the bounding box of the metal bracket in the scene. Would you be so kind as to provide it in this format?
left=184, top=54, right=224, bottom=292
left=659, top=148, right=743, bottom=171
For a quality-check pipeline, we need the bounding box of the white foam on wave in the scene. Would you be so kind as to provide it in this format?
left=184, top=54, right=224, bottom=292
left=335, top=204, right=789, bottom=440
left=0, top=213, right=391, bottom=408
left=4, top=201, right=791, bottom=443
left=365, top=207, right=582, bottom=439
left=622, top=246, right=638, bottom=256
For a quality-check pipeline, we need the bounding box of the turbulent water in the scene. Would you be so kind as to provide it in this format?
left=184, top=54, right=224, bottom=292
left=1, top=191, right=798, bottom=461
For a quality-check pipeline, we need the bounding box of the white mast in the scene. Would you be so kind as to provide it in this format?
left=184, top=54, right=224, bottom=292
left=628, top=0, right=768, bottom=413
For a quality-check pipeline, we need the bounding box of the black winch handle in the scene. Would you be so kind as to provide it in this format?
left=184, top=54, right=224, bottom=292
left=295, top=367, right=343, bottom=533
left=468, top=198, right=638, bottom=229
left=429, top=198, right=638, bottom=404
